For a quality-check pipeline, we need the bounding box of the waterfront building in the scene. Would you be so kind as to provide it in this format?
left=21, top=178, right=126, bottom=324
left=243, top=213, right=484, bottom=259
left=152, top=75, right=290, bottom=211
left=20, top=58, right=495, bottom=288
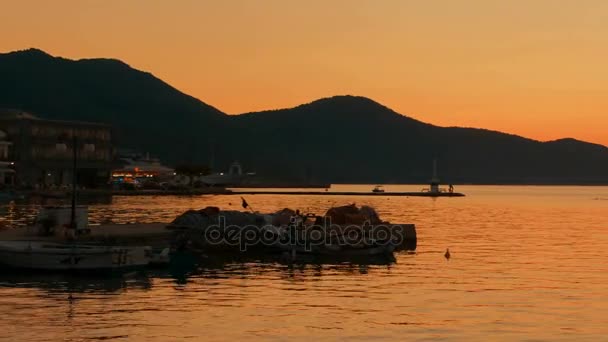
left=0, top=109, right=114, bottom=188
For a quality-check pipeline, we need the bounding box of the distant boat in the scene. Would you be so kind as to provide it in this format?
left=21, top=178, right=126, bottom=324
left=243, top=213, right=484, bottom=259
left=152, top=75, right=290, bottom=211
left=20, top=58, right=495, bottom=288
left=372, top=185, right=385, bottom=193
left=198, top=161, right=255, bottom=186
left=0, top=241, right=151, bottom=271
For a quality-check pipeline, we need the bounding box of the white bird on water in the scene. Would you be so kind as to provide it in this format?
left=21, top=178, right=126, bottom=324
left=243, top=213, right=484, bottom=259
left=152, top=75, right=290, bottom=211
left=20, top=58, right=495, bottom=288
left=444, top=248, right=451, bottom=260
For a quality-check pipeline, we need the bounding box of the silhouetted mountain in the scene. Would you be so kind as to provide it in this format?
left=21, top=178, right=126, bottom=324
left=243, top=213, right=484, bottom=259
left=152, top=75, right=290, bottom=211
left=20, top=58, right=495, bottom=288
left=0, top=48, right=228, bottom=163
left=2, top=49, right=608, bottom=184
left=232, top=96, right=608, bottom=183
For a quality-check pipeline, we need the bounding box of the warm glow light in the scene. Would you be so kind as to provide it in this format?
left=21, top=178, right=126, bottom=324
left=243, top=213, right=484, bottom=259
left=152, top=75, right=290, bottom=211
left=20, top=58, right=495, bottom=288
left=2, top=1, right=608, bottom=146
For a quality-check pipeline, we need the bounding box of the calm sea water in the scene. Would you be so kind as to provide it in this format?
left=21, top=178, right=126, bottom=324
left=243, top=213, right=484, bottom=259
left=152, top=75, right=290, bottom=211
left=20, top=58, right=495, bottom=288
left=0, top=185, right=607, bottom=341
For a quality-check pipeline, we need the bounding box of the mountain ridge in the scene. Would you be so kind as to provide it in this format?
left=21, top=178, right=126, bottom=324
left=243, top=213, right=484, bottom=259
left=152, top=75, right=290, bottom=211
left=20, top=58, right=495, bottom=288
left=1, top=48, right=607, bottom=184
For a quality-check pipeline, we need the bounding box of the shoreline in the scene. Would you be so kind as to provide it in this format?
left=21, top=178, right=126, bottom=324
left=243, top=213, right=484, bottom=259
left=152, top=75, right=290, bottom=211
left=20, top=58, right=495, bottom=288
left=4, top=183, right=607, bottom=201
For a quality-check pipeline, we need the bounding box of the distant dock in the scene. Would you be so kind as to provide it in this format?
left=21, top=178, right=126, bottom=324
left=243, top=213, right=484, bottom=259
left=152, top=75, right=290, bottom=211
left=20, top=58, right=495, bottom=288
left=227, top=190, right=465, bottom=197
left=236, top=183, right=331, bottom=189
left=21, top=189, right=465, bottom=199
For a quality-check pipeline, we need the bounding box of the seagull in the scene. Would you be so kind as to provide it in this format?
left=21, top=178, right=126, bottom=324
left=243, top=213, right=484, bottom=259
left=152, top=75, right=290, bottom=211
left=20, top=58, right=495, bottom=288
left=444, top=248, right=451, bottom=260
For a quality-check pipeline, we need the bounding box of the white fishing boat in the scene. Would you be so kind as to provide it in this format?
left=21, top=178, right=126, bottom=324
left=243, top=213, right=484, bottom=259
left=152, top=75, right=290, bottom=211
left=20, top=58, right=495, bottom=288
left=0, top=241, right=151, bottom=271
left=0, top=205, right=154, bottom=271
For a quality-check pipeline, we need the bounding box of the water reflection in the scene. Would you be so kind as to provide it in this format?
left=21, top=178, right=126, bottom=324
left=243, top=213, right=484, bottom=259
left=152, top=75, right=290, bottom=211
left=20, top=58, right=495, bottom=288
left=1, top=186, right=606, bottom=341
left=0, top=271, right=153, bottom=293
left=0, top=249, right=403, bottom=294
left=164, top=251, right=400, bottom=287
left=0, top=195, right=114, bottom=228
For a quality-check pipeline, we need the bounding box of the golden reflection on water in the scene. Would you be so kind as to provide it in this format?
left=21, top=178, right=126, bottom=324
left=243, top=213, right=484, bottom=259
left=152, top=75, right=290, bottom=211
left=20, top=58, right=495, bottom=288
left=0, top=185, right=607, bottom=341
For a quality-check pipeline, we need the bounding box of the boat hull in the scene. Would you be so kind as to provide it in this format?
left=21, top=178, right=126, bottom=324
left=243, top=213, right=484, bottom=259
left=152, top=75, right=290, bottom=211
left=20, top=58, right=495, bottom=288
left=0, top=241, right=151, bottom=271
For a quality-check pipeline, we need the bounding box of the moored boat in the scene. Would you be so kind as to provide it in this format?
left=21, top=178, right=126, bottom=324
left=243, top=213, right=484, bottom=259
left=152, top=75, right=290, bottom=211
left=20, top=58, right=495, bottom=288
left=168, top=204, right=417, bottom=259
left=0, top=241, right=151, bottom=271
left=0, top=205, right=155, bottom=271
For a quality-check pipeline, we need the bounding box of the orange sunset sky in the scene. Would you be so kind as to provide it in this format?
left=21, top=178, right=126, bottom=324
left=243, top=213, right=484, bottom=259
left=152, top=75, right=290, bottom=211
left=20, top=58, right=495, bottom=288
left=2, top=0, right=607, bottom=146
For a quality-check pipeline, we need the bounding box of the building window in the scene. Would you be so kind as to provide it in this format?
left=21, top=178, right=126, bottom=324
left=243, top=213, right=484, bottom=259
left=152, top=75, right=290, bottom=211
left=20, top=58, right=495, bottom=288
left=0, top=145, right=8, bottom=160
left=84, top=143, right=95, bottom=152
left=55, top=143, right=68, bottom=153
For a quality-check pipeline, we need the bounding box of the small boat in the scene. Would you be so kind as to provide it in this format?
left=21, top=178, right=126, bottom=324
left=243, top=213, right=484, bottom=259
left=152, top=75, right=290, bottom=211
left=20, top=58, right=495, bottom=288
left=372, top=185, right=385, bottom=193
left=0, top=241, right=151, bottom=271
left=169, top=204, right=418, bottom=259
left=0, top=206, right=155, bottom=271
